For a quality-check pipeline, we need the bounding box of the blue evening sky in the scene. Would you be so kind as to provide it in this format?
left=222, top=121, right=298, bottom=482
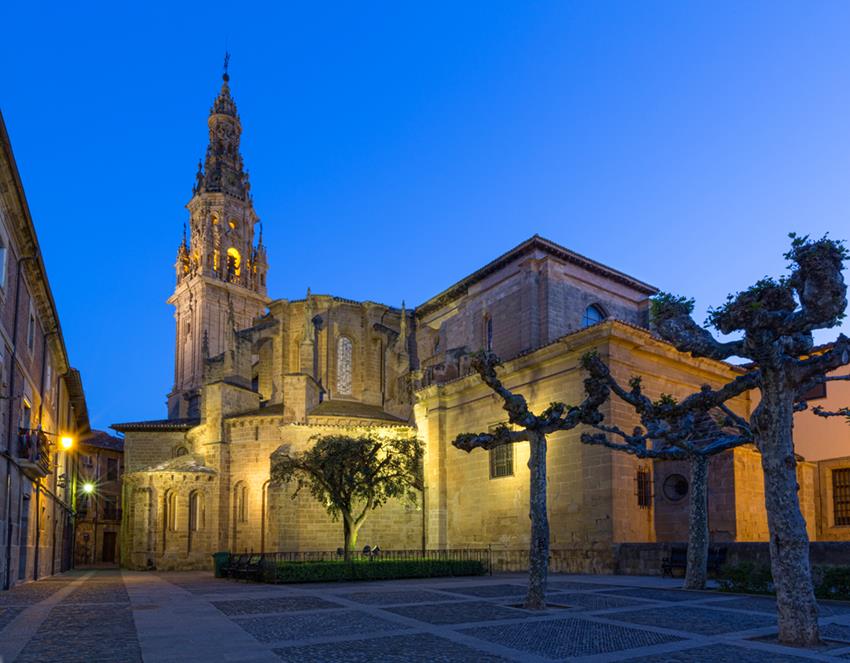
left=2, top=2, right=849, bottom=430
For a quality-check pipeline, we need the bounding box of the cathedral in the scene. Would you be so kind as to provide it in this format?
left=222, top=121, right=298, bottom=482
left=114, top=69, right=849, bottom=572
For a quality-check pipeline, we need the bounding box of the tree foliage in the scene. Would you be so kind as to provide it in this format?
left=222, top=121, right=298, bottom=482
left=646, top=233, right=850, bottom=646
left=452, top=350, right=606, bottom=610
left=270, top=432, right=422, bottom=559
left=580, top=352, right=754, bottom=588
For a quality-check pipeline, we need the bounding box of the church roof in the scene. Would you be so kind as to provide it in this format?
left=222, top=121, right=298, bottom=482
left=416, top=234, right=658, bottom=317
left=111, top=418, right=200, bottom=433
left=308, top=400, right=406, bottom=423
left=81, top=429, right=124, bottom=451
left=138, top=453, right=216, bottom=475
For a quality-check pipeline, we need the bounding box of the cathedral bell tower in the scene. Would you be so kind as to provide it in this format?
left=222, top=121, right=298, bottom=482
left=167, top=57, right=270, bottom=419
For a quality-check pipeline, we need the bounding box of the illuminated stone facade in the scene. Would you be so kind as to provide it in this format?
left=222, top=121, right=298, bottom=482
left=114, top=71, right=845, bottom=572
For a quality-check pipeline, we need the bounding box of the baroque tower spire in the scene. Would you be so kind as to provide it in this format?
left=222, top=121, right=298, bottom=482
left=167, top=57, right=271, bottom=419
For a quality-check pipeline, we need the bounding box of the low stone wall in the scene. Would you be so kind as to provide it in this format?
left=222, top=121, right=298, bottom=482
left=614, top=542, right=850, bottom=576
left=490, top=546, right=618, bottom=574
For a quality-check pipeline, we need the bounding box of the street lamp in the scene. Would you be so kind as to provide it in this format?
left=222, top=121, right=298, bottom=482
left=60, top=436, right=74, bottom=450
left=81, top=482, right=95, bottom=495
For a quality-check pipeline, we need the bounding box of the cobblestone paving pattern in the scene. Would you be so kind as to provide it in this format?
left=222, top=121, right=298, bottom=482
left=0, top=605, right=24, bottom=631
left=60, top=579, right=130, bottom=604
left=702, top=595, right=850, bottom=617
left=233, top=608, right=408, bottom=642
left=609, top=604, right=777, bottom=635
left=463, top=616, right=683, bottom=658
left=557, top=591, right=655, bottom=610
left=272, top=632, right=511, bottom=662
left=438, top=583, right=528, bottom=597
left=0, top=578, right=69, bottom=606
left=213, top=595, right=341, bottom=615
left=549, top=580, right=631, bottom=591
left=16, top=603, right=142, bottom=662
left=603, top=587, right=724, bottom=602
left=625, top=643, right=816, bottom=661
left=333, top=589, right=460, bottom=605
left=384, top=599, right=533, bottom=624
left=6, top=570, right=850, bottom=662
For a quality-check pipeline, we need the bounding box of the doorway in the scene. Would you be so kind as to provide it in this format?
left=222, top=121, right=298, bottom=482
left=102, top=531, right=117, bottom=563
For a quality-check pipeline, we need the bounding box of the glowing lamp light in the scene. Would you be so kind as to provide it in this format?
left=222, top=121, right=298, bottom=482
left=82, top=482, right=95, bottom=495
left=60, top=436, right=74, bottom=450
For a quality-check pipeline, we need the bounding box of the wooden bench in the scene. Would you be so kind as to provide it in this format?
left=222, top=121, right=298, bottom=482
left=243, top=554, right=267, bottom=582
left=221, top=553, right=249, bottom=578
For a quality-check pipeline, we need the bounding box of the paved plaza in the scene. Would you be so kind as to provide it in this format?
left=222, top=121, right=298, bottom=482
left=2, top=570, right=850, bottom=661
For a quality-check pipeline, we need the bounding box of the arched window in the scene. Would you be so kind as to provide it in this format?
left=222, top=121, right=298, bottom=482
left=484, top=315, right=493, bottom=351
left=226, top=247, right=241, bottom=281
left=188, top=491, right=204, bottom=532
left=164, top=491, right=178, bottom=532
left=228, top=219, right=238, bottom=231
left=337, top=336, right=353, bottom=395
left=582, top=304, right=606, bottom=328
left=235, top=483, right=248, bottom=523
left=174, top=446, right=189, bottom=458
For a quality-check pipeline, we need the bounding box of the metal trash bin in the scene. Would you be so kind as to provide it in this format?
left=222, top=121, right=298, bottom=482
left=212, top=551, right=231, bottom=578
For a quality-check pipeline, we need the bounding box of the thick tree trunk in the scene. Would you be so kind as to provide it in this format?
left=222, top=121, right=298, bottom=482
left=756, top=375, right=820, bottom=646
left=525, top=430, right=549, bottom=610
left=684, top=455, right=709, bottom=590
left=342, top=517, right=359, bottom=563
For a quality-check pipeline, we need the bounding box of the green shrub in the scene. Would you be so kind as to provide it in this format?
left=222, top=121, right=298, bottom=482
left=717, top=562, right=773, bottom=594
left=261, top=558, right=486, bottom=584
left=718, top=563, right=850, bottom=601
left=815, top=566, right=850, bottom=601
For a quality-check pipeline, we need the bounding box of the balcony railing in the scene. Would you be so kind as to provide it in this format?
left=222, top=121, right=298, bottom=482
left=17, top=428, right=51, bottom=478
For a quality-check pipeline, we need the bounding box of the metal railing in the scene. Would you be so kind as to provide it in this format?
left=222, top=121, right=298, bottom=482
left=17, top=428, right=51, bottom=475
left=258, top=547, right=492, bottom=566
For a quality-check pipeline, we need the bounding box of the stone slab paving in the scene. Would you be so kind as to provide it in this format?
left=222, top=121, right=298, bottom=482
left=332, top=589, right=462, bottom=605
left=606, top=604, right=777, bottom=635
left=438, top=582, right=528, bottom=597
left=557, top=591, right=655, bottom=611
left=4, top=570, right=850, bottom=661
left=272, top=632, right=512, bottom=662
left=384, top=599, right=533, bottom=624
left=602, top=587, right=723, bottom=602
left=623, top=642, right=818, bottom=661
left=233, top=608, right=408, bottom=643
left=462, top=617, right=684, bottom=658
left=213, top=595, right=341, bottom=615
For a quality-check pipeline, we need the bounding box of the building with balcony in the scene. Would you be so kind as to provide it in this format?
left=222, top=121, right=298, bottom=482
left=73, top=430, right=124, bottom=565
left=0, top=111, right=90, bottom=589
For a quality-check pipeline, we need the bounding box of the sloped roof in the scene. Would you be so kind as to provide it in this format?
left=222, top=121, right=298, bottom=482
left=81, top=429, right=124, bottom=452
left=309, top=400, right=406, bottom=423
left=138, top=454, right=216, bottom=474
left=112, top=418, right=200, bottom=433
left=416, top=234, right=658, bottom=317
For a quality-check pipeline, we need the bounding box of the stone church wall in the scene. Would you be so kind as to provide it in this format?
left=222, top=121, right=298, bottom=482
left=415, top=320, right=752, bottom=569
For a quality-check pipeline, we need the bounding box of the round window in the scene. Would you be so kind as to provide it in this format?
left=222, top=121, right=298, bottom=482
left=662, top=474, right=689, bottom=501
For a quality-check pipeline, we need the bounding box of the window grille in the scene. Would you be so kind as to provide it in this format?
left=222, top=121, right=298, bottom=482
left=489, top=444, right=514, bottom=479
left=636, top=468, right=652, bottom=509
left=834, top=468, right=850, bottom=526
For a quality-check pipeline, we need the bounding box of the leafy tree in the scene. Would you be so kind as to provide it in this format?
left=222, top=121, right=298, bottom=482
left=581, top=353, right=757, bottom=589
left=649, top=234, right=850, bottom=646
left=452, top=351, right=606, bottom=609
left=270, top=432, right=422, bottom=561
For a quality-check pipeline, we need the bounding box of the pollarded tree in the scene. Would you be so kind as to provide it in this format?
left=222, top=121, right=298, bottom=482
left=270, top=432, right=422, bottom=562
left=650, top=234, right=850, bottom=646
left=581, top=352, right=757, bottom=589
left=452, top=351, right=607, bottom=610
